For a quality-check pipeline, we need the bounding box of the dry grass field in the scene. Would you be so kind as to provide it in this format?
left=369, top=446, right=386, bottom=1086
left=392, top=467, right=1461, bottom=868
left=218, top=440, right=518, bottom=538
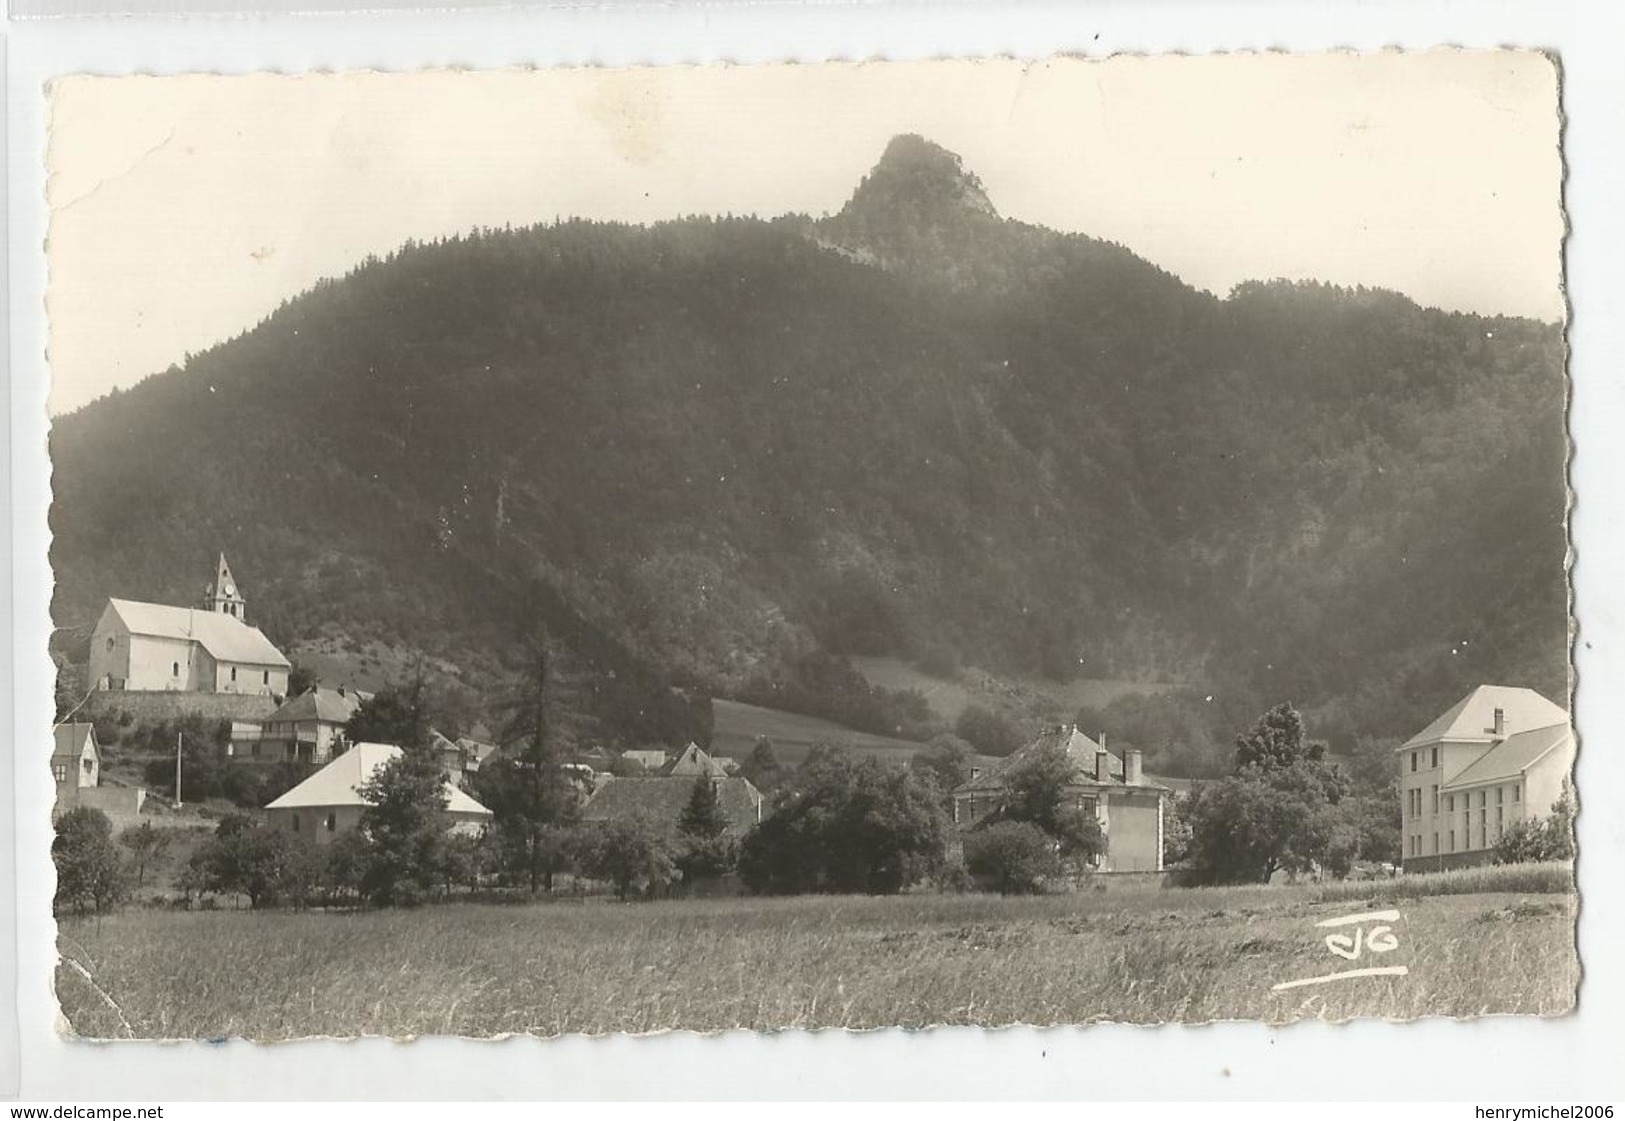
left=55, top=865, right=1577, bottom=1040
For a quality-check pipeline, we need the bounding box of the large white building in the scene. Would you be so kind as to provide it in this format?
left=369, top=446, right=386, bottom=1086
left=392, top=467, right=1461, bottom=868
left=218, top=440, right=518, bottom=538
left=1397, top=684, right=1574, bottom=872
left=264, top=742, right=493, bottom=844
left=87, top=554, right=290, bottom=697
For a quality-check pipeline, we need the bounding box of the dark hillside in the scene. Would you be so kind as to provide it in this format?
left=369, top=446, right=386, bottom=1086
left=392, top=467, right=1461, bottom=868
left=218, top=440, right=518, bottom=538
left=49, top=135, right=1568, bottom=760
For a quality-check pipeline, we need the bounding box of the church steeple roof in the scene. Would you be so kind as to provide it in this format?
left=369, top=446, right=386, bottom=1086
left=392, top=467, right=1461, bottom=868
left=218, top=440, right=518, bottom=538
left=205, top=552, right=248, bottom=619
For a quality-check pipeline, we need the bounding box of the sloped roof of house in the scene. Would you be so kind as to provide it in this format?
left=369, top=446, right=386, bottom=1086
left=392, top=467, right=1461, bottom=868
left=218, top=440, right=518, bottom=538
left=107, top=598, right=291, bottom=668
left=1446, top=723, right=1574, bottom=789
left=954, top=725, right=1170, bottom=794
left=264, top=742, right=492, bottom=816
left=661, top=742, right=729, bottom=778
left=266, top=687, right=361, bottom=725
left=1402, top=685, right=1569, bottom=750
left=582, top=775, right=763, bottom=834
left=431, top=729, right=501, bottom=771
left=52, top=723, right=98, bottom=763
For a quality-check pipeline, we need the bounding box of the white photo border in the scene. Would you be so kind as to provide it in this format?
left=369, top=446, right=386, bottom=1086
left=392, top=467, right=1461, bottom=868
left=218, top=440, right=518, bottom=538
left=7, top=0, right=1624, bottom=1100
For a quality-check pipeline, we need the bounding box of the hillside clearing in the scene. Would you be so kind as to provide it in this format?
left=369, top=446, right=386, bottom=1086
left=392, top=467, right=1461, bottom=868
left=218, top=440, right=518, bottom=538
left=55, top=879, right=1577, bottom=1039
left=850, top=657, right=1183, bottom=722
left=708, top=699, right=925, bottom=764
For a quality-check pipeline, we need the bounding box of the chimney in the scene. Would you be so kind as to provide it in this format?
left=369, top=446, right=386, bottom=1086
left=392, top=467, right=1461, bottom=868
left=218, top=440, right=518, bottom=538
left=1126, top=749, right=1143, bottom=785
left=1096, top=750, right=1111, bottom=782
left=1492, top=707, right=1505, bottom=737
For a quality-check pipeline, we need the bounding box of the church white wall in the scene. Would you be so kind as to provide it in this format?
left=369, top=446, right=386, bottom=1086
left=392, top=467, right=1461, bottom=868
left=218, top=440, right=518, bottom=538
left=123, top=633, right=208, bottom=691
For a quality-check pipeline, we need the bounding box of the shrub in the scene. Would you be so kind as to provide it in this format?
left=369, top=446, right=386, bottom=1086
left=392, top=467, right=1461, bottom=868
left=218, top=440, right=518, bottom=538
left=1494, top=790, right=1575, bottom=866
left=739, top=750, right=948, bottom=895
left=964, top=821, right=1060, bottom=895
left=580, top=817, right=678, bottom=900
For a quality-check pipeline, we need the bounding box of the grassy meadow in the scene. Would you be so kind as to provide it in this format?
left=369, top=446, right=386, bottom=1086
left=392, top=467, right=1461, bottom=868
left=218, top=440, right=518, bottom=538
left=55, top=864, right=1577, bottom=1040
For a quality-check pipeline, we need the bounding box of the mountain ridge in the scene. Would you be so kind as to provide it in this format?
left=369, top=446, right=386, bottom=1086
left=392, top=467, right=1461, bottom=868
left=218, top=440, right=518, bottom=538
left=48, top=136, right=1569, bottom=768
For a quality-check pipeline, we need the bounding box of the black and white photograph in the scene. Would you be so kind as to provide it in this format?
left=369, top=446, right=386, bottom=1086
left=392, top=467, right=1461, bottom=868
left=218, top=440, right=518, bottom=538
left=41, top=52, right=1574, bottom=1040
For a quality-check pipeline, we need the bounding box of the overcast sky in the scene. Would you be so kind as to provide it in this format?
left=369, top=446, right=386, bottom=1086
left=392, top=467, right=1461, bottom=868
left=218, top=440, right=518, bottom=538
left=45, top=51, right=1563, bottom=415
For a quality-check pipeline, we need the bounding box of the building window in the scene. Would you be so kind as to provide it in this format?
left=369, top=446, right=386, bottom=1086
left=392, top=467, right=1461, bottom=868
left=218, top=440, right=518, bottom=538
left=172, top=661, right=180, bottom=677
left=1432, top=833, right=1438, bottom=854
left=1497, top=786, right=1505, bottom=805
left=53, top=763, right=67, bottom=782
left=1479, top=824, right=1487, bottom=848
left=1431, top=785, right=1439, bottom=814
left=1513, top=785, right=1521, bottom=803
left=106, top=637, right=115, bottom=651
left=326, top=812, right=337, bottom=832
left=230, top=667, right=238, bottom=683
left=1411, top=752, right=1418, bottom=772
left=1431, top=747, right=1439, bottom=769
left=1497, top=806, right=1504, bottom=832
left=292, top=814, right=300, bottom=833
left=1478, top=790, right=1487, bottom=808
left=263, top=670, right=270, bottom=685
left=1447, top=794, right=1454, bottom=813
left=83, top=758, right=94, bottom=775
left=1449, top=830, right=1456, bottom=853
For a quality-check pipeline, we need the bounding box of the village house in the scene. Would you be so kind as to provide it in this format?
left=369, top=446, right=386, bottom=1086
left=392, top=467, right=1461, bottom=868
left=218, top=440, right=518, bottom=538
left=661, top=742, right=732, bottom=778
left=52, top=721, right=146, bottom=824
left=87, top=554, right=290, bottom=697
left=1397, top=684, right=1574, bottom=873
left=231, top=685, right=365, bottom=765
left=582, top=764, right=765, bottom=837
left=619, top=748, right=670, bottom=772
left=263, top=741, right=493, bottom=844
left=951, top=724, right=1171, bottom=873
left=431, top=729, right=501, bottom=783
left=52, top=722, right=100, bottom=804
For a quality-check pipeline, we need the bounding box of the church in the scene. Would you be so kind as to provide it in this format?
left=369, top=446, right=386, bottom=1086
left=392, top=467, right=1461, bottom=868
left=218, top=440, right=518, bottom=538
left=87, top=554, right=291, bottom=697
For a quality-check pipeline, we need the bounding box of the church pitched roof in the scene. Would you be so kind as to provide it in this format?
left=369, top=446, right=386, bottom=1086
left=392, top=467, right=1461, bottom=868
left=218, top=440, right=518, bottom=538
left=1400, top=685, right=1568, bottom=750
left=107, top=598, right=291, bottom=668
left=264, top=742, right=491, bottom=816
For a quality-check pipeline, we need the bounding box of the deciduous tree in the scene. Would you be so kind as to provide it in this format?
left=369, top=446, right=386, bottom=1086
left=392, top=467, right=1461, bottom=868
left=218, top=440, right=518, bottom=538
left=357, top=745, right=449, bottom=905
left=53, top=807, right=129, bottom=915
left=117, top=821, right=173, bottom=888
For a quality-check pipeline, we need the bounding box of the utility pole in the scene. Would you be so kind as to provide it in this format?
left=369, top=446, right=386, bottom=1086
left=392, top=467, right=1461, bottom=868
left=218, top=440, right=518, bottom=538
left=175, top=730, right=183, bottom=807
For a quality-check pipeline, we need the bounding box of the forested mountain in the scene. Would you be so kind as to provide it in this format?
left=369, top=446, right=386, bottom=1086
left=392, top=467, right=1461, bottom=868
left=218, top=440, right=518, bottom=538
left=49, top=134, right=1569, bottom=760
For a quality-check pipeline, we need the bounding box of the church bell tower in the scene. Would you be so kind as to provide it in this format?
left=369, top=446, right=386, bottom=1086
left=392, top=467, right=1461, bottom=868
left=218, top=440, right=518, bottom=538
left=204, top=553, right=247, bottom=621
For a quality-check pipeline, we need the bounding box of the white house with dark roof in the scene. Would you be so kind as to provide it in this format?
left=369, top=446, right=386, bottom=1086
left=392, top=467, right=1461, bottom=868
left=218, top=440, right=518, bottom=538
left=951, top=724, right=1171, bottom=872
left=87, top=554, right=290, bottom=696
left=52, top=723, right=101, bottom=800
left=430, top=729, right=500, bottom=782
left=264, top=742, right=493, bottom=844
left=1397, top=684, right=1574, bottom=872
left=236, top=685, right=366, bottom=765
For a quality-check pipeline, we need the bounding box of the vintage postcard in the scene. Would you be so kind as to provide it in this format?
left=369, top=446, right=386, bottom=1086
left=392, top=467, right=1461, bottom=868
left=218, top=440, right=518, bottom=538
left=42, top=53, right=1573, bottom=1040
